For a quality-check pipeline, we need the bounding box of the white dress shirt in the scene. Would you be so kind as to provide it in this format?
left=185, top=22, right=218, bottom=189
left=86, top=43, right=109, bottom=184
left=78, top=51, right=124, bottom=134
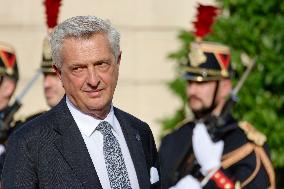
left=66, top=97, right=140, bottom=189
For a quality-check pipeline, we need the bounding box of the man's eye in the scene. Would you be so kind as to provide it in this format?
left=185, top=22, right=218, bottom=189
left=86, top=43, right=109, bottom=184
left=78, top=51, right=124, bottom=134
left=73, top=67, right=82, bottom=71
left=98, top=62, right=107, bottom=66
left=96, top=62, right=110, bottom=70
left=72, top=67, right=85, bottom=73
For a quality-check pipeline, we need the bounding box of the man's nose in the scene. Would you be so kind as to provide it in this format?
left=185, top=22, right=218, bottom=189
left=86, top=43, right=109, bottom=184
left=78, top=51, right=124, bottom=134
left=187, top=82, right=198, bottom=95
left=86, top=68, right=100, bottom=86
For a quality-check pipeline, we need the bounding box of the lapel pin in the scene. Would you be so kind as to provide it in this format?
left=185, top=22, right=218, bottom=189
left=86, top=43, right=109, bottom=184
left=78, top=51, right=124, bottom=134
left=136, top=134, right=140, bottom=141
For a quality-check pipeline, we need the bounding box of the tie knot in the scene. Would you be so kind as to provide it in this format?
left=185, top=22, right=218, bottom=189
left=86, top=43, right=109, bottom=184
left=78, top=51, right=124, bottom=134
left=96, top=121, right=112, bottom=135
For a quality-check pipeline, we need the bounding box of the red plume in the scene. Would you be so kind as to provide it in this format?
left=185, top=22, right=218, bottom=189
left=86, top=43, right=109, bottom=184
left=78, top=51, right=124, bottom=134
left=43, top=0, right=62, bottom=29
left=192, top=4, right=219, bottom=39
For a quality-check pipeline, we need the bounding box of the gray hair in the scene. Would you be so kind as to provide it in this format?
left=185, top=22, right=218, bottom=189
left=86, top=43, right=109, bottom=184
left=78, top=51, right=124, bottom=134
left=50, top=16, right=120, bottom=68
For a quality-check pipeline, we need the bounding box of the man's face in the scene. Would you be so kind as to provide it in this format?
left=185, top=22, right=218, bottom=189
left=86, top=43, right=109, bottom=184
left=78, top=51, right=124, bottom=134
left=43, top=73, right=65, bottom=107
left=186, top=80, right=218, bottom=115
left=55, top=33, right=120, bottom=118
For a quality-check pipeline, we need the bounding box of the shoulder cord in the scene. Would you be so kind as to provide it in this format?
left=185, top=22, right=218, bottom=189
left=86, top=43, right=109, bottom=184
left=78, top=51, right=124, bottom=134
left=221, top=142, right=275, bottom=189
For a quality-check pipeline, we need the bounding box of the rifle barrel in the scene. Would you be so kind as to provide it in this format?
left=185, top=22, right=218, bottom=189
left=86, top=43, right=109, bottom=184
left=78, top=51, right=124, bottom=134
left=15, top=69, right=41, bottom=102
left=232, top=57, right=256, bottom=96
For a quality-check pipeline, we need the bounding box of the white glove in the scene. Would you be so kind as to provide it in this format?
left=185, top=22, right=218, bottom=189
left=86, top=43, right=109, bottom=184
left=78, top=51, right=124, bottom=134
left=169, top=175, right=202, bottom=189
left=0, top=144, right=5, bottom=156
left=192, top=122, right=224, bottom=175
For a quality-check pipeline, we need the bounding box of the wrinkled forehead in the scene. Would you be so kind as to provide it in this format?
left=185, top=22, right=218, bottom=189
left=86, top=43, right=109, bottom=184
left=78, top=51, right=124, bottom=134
left=60, top=33, right=111, bottom=50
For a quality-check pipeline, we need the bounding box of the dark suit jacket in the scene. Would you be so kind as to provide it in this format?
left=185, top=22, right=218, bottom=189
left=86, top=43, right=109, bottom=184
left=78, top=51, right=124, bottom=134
left=159, top=116, right=271, bottom=189
left=2, top=97, right=159, bottom=189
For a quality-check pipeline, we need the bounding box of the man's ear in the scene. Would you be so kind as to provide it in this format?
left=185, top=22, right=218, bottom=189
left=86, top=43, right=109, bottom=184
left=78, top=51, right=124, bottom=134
left=117, top=51, right=122, bottom=65
left=53, top=65, right=62, bottom=81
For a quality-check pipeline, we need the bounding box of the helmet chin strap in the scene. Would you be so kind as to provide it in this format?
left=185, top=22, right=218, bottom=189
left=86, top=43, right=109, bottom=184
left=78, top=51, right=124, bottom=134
left=0, top=75, right=3, bottom=86
left=194, top=80, right=220, bottom=119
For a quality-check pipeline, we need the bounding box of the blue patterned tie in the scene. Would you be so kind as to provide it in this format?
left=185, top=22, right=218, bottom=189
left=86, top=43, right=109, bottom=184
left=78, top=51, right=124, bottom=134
left=96, top=121, right=132, bottom=189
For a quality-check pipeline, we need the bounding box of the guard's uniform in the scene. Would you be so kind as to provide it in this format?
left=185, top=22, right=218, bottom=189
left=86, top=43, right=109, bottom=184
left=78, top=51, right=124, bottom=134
left=0, top=42, right=19, bottom=175
left=159, top=5, right=275, bottom=187
left=0, top=41, right=19, bottom=141
left=159, top=114, right=275, bottom=188
left=13, top=111, right=45, bottom=128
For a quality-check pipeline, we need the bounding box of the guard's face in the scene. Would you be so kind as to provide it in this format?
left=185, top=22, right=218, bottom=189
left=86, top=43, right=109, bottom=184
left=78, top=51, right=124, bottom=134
left=0, top=76, right=16, bottom=110
left=43, top=73, right=65, bottom=108
left=186, top=80, right=218, bottom=114
left=55, top=33, right=120, bottom=118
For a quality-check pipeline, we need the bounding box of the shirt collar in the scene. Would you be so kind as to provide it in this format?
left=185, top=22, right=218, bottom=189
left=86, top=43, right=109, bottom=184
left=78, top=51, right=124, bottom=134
left=66, top=96, right=118, bottom=137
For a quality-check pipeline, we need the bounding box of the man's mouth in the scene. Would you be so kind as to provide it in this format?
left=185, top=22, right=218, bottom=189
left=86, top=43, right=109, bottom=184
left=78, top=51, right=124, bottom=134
left=189, top=96, right=201, bottom=102
left=85, top=88, right=104, bottom=97
left=45, top=89, right=54, bottom=98
left=85, top=88, right=103, bottom=92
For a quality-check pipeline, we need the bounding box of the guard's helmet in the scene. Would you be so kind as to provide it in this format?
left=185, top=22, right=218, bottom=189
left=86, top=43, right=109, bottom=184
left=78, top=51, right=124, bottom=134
left=0, top=42, right=19, bottom=82
left=41, top=36, right=54, bottom=74
left=183, top=41, right=233, bottom=82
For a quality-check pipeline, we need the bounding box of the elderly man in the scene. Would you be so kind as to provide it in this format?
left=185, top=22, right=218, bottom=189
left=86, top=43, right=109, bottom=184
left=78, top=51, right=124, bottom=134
left=2, top=16, right=160, bottom=189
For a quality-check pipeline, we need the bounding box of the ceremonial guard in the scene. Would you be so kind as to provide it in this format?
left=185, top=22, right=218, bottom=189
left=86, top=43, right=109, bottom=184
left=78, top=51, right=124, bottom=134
left=159, top=4, right=275, bottom=189
left=40, top=0, right=65, bottom=108
left=0, top=42, right=19, bottom=174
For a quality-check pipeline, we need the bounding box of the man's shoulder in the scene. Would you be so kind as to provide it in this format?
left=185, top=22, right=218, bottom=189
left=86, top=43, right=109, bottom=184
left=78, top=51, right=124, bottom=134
left=163, top=119, right=194, bottom=140
left=114, top=107, right=152, bottom=135
left=160, top=120, right=194, bottom=150
left=114, top=107, right=148, bottom=125
left=238, top=121, right=267, bottom=146
left=222, top=120, right=269, bottom=156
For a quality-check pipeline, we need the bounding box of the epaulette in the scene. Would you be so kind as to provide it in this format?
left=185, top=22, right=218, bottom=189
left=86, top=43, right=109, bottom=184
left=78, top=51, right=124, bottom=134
left=221, top=121, right=275, bottom=188
left=238, top=121, right=267, bottom=146
left=12, top=111, right=45, bottom=128
left=174, top=117, right=193, bottom=130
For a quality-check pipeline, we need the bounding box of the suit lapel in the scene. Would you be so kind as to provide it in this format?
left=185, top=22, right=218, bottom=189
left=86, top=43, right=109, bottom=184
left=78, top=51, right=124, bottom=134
left=52, top=98, right=102, bottom=188
left=114, top=108, right=150, bottom=189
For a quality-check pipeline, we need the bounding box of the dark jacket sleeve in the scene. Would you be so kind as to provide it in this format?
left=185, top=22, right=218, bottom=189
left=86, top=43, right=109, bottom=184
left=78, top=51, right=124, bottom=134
left=2, top=130, right=38, bottom=188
